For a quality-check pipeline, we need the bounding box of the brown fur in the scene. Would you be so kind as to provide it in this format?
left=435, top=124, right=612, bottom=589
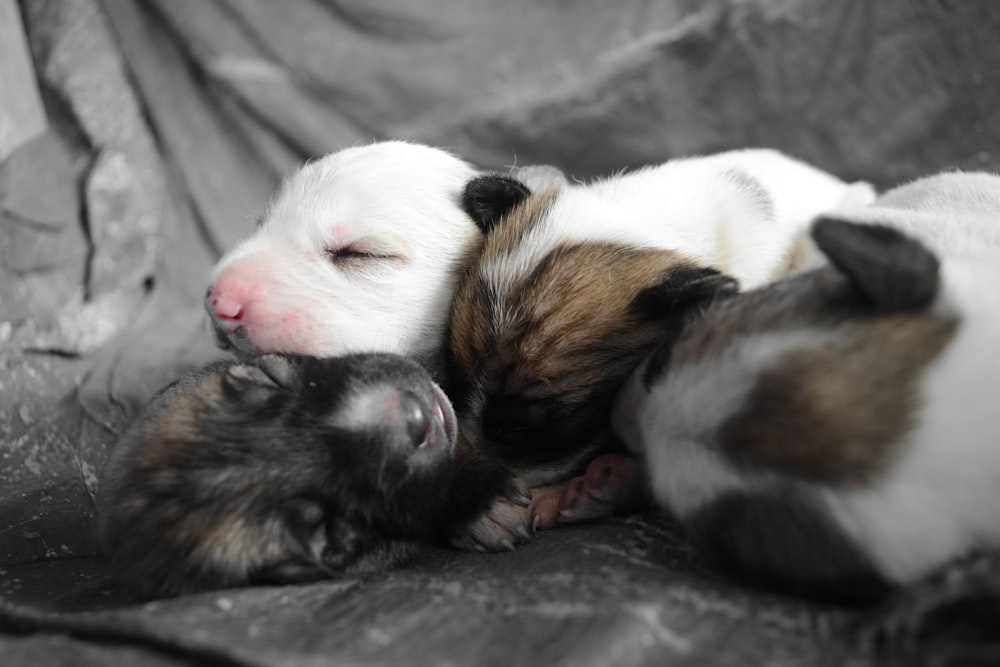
left=136, top=375, right=223, bottom=472
left=456, top=240, right=700, bottom=404
left=719, top=316, right=958, bottom=485
left=449, top=185, right=738, bottom=483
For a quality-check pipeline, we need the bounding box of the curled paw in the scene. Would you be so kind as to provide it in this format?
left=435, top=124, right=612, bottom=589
left=450, top=477, right=532, bottom=553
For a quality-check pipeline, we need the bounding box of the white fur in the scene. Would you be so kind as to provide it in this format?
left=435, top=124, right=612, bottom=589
left=824, top=252, right=1000, bottom=583
left=817, top=171, right=1000, bottom=256
left=484, top=149, right=874, bottom=304
left=613, top=329, right=842, bottom=515
left=206, top=141, right=480, bottom=373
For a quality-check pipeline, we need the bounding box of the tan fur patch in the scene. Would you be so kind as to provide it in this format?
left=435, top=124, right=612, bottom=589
left=454, top=234, right=701, bottom=405
left=450, top=194, right=558, bottom=380
left=189, top=512, right=290, bottom=575
left=136, top=376, right=224, bottom=472
left=719, top=315, right=958, bottom=485
left=774, top=232, right=824, bottom=278
left=480, top=188, right=560, bottom=264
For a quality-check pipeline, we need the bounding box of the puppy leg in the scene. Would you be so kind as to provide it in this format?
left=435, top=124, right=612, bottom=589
left=443, top=437, right=533, bottom=552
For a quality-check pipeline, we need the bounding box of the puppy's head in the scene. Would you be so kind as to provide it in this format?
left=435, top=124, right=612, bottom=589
left=450, top=175, right=737, bottom=485
left=99, top=353, right=458, bottom=599
left=205, top=141, right=481, bottom=372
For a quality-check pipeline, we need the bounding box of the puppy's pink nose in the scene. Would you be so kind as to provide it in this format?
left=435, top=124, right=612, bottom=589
left=208, top=290, right=244, bottom=322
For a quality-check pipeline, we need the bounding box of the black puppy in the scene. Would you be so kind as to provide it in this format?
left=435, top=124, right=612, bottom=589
left=99, top=353, right=530, bottom=599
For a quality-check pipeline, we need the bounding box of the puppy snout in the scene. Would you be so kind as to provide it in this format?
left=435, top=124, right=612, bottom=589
left=206, top=283, right=245, bottom=325
left=482, top=399, right=548, bottom=449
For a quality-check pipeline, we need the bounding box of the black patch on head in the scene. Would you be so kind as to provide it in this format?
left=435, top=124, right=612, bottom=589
left=630, top=266, right=739, bottom=320
left=631, top=266, right=739, bottom=389
left=461, top=173, right=532, bottom=233
left=685, top=488, right=894, bottom=605
left=811, top=218, right=940, bottom=313
left=641, top=342, right=675, bottom=392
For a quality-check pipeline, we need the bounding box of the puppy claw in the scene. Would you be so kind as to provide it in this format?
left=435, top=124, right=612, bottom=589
left=514, top=521, right=532, bottom=542
left=451, top=496, right=532, bottom=553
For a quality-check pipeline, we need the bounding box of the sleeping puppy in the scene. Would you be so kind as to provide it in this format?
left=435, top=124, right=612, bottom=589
left=612, top=175, right=1000, bottom=601
left=204, top=141, right=481, bottom=378
left=451, top=149, right=874, bottom=488
left=99, top=353, right=530, bottom=600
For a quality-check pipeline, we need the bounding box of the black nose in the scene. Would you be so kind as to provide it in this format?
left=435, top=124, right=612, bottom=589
left=399, top=391, right=429, bottom=448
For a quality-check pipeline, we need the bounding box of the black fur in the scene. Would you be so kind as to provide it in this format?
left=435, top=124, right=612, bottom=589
left=99, top=353, right=520, bottom=599
left=629, top=266, right=740, bottom=320
left=480, top=394, right=616, bottom=464
left=632, top=266, right=740, bottom=390
left=811, top=218, right=940, bottom=312
left=461, top=174, right=532, bottom=233
left=686, top=488, right=894, bottom=605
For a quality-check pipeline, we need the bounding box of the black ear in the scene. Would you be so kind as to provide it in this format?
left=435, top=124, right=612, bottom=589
left=461, top=174, right=531, bottom=233
left=631, top=266, right=740, bottom=321
left=811, top=218, right=939, bottom=312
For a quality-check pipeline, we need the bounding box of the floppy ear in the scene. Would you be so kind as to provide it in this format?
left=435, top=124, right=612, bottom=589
left=811, top=218, right=939, bottom=312
left=461, top=174, right=531, bottom=233
left=630, top=266, right=740, bottom=321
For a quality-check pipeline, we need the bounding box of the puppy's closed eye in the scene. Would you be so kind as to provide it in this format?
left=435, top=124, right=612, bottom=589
left=325, top=246, right=389, bottom=263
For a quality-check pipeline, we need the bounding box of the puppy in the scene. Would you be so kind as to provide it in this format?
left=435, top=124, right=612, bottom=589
left=612, top=173, right=1000, bottom=601
left=205, top=141, right=481, bottom=378
left=451, top=149, right=874, bottom=487
left=99, top=353, right=530, bottom=600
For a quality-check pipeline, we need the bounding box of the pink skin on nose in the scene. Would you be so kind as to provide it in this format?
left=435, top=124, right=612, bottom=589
left=211, top=293, right=243, bottom=321
left=206, top=262, right=318, bottom=354
left=206, top=270, right=249, bottom=326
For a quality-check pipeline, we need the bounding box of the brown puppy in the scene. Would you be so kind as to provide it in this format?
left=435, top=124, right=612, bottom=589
left=451, top=150, right=869, bottom=487
left=99, top=353, right=529, bottom=599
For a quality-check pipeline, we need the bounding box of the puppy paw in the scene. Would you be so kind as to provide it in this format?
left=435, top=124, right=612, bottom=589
left=529, top=453, right=650, bottom=530
left=450, top=477, right=532, bottom=553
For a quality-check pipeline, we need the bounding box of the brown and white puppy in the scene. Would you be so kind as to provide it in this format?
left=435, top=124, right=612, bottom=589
left=205, top=141, right=481, bottom=378
left=99, top=353, right=529, bottom=600
left=451, top=149, right=874, bottom=487
left=613, top=174, right=1000, bottom=601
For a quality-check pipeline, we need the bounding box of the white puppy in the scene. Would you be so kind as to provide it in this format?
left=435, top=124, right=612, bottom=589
left=205, top=141, right=481, bottom=377
left=613, top=172, right=1000, bottom=601
left=451, top=149, right=875, bottom=487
